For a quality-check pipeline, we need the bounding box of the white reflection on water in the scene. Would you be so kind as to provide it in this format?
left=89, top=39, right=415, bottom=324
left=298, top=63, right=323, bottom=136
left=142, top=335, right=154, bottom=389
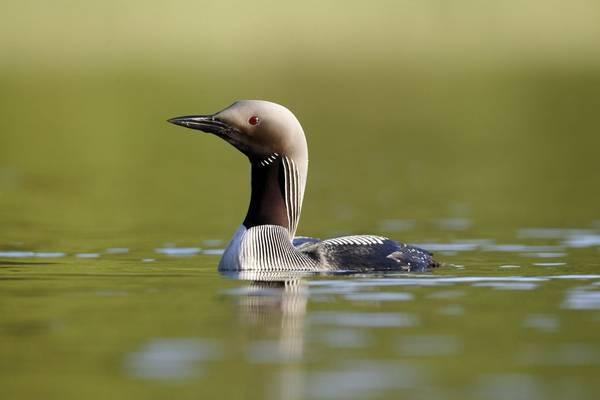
left=415, top=243, right=479, bottom=252
left=518, top=228, right=593, bottom=239
left=228, top=277, right=310, bottom=400
left=438, top=276, right=547, bottom=283
left=0, top=251, right=35, bottom=257
left=311, top=279, right=444, bottom=288
left=562, top=285, right=600, bottom=310
left=472, top=282, right=538, bottom=290
left=0, top=251, right=65, bottom=257
left=521, top=252, right=566, bottom=258
left=311, top=312, right=418, bottom=328
left=328, top=276, right=600, bottom=291
left=517, top=227, right=600, bottom=248
left=343, top=291, right=414, bottom=302
left=309, top=276, right=568, bottom=294
left=307, top=361, right=425, bottom=399
left=230, top=278, right=309, bottom=365
left=124, top=338, right=218, bottom=380
left=533, top=262, right=566, bottom=267
left=75, top=253, right=100, bottom=258
left=552, top=275, right=600, bottom=280
left=154, top=247, right=201, bottom=255
left=413, top=240, right=571, bottom=253
left=563, top=233, right=600, bottom=248
left=483, top=244, right=564, bottom=252
left=397, top=334, right=460, bottom=356
left=33, top=252, right=66, bottom=257
left=203, top=249, right=225, bottom=255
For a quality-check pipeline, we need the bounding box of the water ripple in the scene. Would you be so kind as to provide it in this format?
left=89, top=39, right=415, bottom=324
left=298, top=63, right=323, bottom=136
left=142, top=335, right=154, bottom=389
left=76, top=253, right=100, bottom=258
left=0, top=251, right=66, bottom=258
left=562, top=286, right=600, bottom=310
left=307, top=361, right=425, bottom=399
left=124, top=338, right=219, bottom=380
left=343, top=292, right=414, bottom=302
left=472, top=282, right=538, bottom=290
left=311, top=312, right=418, bottom=328
left=154, top=247, right=202, bottom=256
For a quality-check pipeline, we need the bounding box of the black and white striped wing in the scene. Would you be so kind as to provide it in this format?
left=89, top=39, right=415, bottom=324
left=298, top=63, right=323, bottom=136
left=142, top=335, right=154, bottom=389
left=299, top=235, right=437, bottom=272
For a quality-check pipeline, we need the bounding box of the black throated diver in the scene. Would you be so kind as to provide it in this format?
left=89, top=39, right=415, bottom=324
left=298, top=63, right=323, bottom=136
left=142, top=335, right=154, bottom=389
left=168, top=100, right=439, bottom=272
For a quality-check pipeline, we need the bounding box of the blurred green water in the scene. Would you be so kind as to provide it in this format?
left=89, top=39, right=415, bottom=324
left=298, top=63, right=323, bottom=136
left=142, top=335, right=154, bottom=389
left=2, top=1, right=600, bottom=399
left=2, top=65, right=600, bottom=241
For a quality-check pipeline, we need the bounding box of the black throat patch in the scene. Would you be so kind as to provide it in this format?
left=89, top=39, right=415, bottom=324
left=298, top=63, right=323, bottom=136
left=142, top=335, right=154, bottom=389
left=243, top=157, right=289, bottom=230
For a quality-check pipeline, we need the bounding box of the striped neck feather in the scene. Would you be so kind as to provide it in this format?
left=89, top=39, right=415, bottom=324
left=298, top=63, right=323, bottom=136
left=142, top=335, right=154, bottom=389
left=219, top=224, right=318, bottom=271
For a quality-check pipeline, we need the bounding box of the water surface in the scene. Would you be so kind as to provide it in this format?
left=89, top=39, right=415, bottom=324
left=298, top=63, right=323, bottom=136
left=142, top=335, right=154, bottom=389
left=1, top=223, right=599, bottom=399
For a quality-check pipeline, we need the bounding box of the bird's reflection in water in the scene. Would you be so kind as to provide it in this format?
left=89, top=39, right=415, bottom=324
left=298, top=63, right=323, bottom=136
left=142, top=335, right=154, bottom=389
left=222, top=271, right=314, bottom=400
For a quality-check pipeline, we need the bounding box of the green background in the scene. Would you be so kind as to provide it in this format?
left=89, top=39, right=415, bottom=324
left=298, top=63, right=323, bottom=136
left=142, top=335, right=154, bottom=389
left=2, top=1, right=599, bottom=243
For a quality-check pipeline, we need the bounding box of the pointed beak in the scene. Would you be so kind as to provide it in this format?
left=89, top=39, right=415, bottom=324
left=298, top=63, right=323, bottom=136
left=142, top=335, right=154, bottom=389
left=167, top=115, right=232, bottom=136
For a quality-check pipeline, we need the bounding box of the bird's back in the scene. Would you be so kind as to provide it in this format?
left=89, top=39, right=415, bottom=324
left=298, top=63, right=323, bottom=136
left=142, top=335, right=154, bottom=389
left=295, top=235, right=438, bottom=272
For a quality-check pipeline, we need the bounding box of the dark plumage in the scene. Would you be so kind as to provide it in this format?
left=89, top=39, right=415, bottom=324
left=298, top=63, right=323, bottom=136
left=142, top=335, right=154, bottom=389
left=294, top=237, right=438, bottom=272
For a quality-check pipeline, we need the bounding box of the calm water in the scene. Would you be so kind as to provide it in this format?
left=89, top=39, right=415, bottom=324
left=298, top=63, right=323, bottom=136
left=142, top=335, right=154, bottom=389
left=2, top=63, right=600, bottom=399
left=1, top=223, right=600, bottom=399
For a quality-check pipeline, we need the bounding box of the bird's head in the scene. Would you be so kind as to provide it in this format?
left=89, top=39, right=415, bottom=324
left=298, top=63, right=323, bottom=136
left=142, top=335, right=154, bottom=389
left=168, top=100, right=307, bottom=164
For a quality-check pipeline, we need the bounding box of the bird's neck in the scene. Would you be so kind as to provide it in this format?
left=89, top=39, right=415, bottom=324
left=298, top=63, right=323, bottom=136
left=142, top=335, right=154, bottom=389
left=243, top=155, right=307, bottom=238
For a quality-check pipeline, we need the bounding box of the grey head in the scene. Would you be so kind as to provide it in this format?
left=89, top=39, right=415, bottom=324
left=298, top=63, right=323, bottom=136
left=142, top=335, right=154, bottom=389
left=168, top=100, right=308, bottom=167
left=168, top=100, right=309, bottom=236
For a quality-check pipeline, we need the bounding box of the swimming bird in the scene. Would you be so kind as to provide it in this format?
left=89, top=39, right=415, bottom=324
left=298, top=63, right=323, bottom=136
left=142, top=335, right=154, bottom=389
left=168, top=100, right=439, bottom=272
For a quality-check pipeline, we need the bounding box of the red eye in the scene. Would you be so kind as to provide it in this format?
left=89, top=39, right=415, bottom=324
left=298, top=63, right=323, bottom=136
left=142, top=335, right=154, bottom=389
left=248, top=116, right=260, bottom=125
